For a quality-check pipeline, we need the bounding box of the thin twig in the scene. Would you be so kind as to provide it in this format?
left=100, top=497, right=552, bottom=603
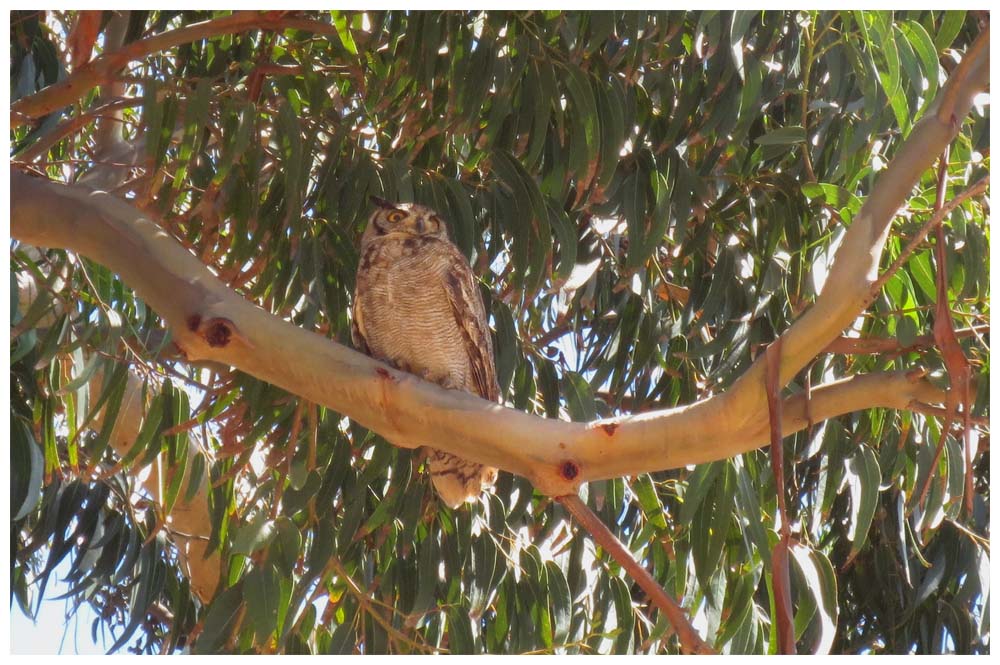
left=11, top=11, right=338, bottom=127
left=14, top=97, right=142, bottom=163
left=823, top=325, right=989, bottom=355
left=327, top=555, right=436, bottom=654
left=799, top=21, right=817, bottom=182
left=907, top=402, right=988, bottom=429
left=936, top=25, right=991, bottom=124
left=871, top=175, right=989, bottom=296
left=272, top=399, right=306, bottom=519
left=557, top=494, right=715, bottom=654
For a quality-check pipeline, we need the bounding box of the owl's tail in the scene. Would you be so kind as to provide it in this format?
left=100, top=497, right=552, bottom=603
left=426, top=448, right=497, bottom=508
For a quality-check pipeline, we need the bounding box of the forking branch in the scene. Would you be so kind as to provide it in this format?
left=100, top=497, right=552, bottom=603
left=10, top=28, right=988, bottom=499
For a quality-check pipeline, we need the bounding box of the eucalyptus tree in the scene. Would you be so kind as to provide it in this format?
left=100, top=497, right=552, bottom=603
left=10, top=10, right=989, bottom=654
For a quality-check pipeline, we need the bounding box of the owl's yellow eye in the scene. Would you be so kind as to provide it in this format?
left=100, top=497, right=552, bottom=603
left=386, top=210, right=406, bottom=223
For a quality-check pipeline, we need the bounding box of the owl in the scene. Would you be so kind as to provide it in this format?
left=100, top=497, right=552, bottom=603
left=351, top=197, right=500, bottom=508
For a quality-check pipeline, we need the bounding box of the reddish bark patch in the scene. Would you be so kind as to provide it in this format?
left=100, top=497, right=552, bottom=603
left=560, top=460, right=579, bottom=481
left=375, top=367, right=398, bottom=382
left=205, top=319, right=232, bottom=347
left=600, top=423, right=619, bottom=436
left=187, top=314, right=202, bottom=331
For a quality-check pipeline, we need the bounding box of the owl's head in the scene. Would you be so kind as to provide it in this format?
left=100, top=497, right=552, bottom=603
left=362, top=197, right=450, bottom=245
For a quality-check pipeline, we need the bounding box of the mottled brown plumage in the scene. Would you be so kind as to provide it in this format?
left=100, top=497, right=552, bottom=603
left=352, top=198, right=499, bottom=508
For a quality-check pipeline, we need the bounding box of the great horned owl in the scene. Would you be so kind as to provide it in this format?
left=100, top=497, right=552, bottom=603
left=351, top=197, right=499, bottom=508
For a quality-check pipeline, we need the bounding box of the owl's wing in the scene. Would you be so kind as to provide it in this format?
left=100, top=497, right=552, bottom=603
left=442, top=248, right=500, bottom=403
left=350, top=293, right=372, bottom=355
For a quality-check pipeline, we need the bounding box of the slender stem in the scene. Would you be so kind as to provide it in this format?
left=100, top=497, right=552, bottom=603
left=11, top=11, right=338, bottom=128
left=822, top=325, right=989, bottom=355
left=799, top=21, right=816, bottom=182
left=870, top=176, right=989, bottom=296
left=327, top=555, right=436, bottom=653
left=558, top=494, right=715, bottom=654
left=14, top=97, right=142, bottom=163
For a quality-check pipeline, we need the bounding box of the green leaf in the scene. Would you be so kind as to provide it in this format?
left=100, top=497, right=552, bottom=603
left=933, top=11, right=966, bottom=51
left=231, top=512, right=276, bottom=556
left=409, top=531, right=440, bottom=620
left=447, top=605, right=475, bottom=654
left=333, top=12, right=359, bottom=54
left=871, top=13, right=901, bottom=101
left=843, top=445, right=881, bottom=556
left=789, top=545, right=838, bottom=654
left=899, top=20, right=940, bottom=101
left=525, top=60, right=555, bottom=169
left=245, top=565, right=281, bottom=643
left=801, top=182, right=862, bottom=214
left=546, top=201, right=578, bottom=282
left=277, top=99, right=305, bottom=220
left=630, top=473, right=668, bottom=529
left=326, top=597, right=357, bottom=654
left=12, top=270, right=57, bottom=336
left=679, top=461, right=724, bottom=526
left=702, top=463, right=736, bottom=590
left=545, top=561, right=571, bottom=646
left=734, top=458, right=771, bottom=566
left=10, top=328, right=37, bottom=365
left=119, top=391, right=165, bottom=469
left=183, top=451, right=207, bottom=504
left=80, top=361, right=128, bottom=463
left=716, top=571, right=756, bottom=647
left=755, top=126, right=806, bottom=146
left=730, top=11, right=756, bottom=79
left=162, top=431, right=189, bottom=516
left=143, top=77, right=163, bottom=161
left=908, top=250, right=937, bottom=301
left=897, top=315, right=920, bottom=348
left=12, top=417, right=44, bottom=521
left=443, top=177, right=476, bottom=260
left=195, top=585, right=244, bottom=654
left=594, top=74, right=626, bottom=189
left=560, top=64, right=600, bottom=186
left=610, top=575, right=634, bottom=652
left=173, top=77, right=213, bottom=188
left=561, top=371, right=598, bottom=422
left=212, top=100, right=254, bottom=186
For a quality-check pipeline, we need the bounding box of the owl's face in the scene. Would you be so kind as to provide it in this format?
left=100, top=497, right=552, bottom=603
left=362, top=197, right=450, bottom=246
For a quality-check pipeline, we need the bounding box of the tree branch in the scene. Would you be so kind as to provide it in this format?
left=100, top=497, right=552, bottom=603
left=722, top=27, right=988, bottom=424
left=9, top=24, right=987, bottom=501
left=822, top=325, right=989, bottom=355
left=870, top=175, right=989, bottom=295
left=558, top=495, right=715, bottom=654
left=14, top=96, right=141, bottom=163
left=10, top=10, right=337, bottom=129
left=9, top=169, right=957, bottom=498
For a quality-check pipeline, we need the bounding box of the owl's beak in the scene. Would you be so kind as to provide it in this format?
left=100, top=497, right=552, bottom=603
left=369, top=195, right=396, bottom=210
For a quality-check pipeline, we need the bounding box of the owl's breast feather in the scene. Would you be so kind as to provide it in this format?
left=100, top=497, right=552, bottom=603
left=355, top=238, right=475, bottom=390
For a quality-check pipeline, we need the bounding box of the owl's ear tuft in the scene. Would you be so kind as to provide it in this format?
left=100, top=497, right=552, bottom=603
left=370, top=195, right=397, bottom=210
